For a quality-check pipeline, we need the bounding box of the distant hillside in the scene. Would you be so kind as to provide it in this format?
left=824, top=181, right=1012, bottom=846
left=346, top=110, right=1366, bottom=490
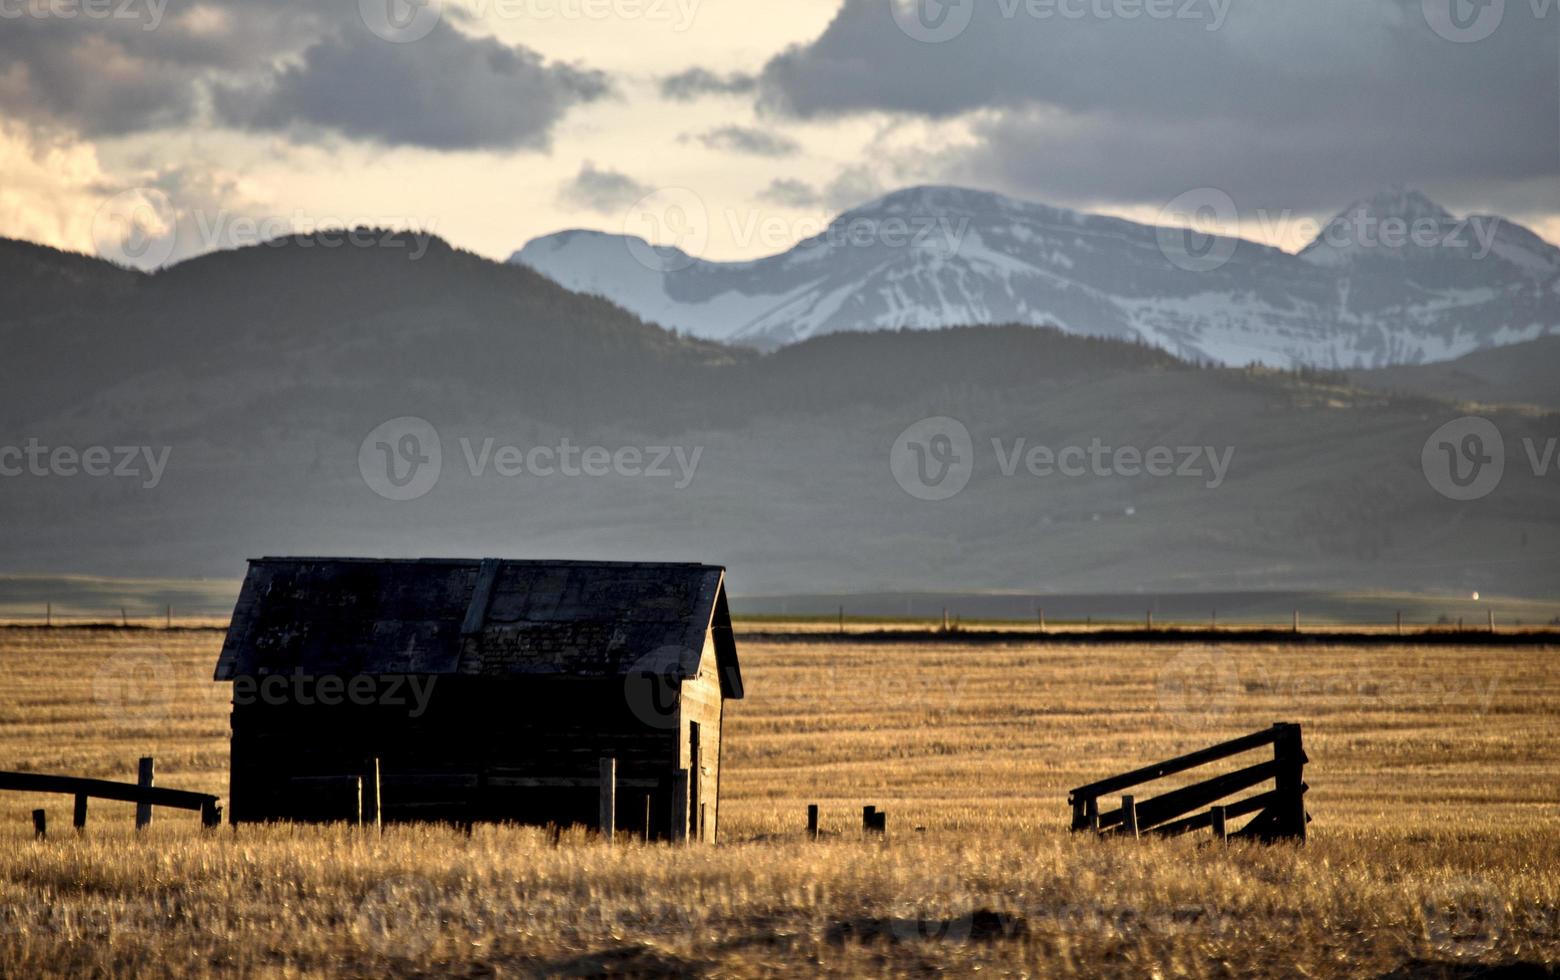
left=1, top=235, right=1555, bottom=599
left=1349, top=336, right=1560, bottom=411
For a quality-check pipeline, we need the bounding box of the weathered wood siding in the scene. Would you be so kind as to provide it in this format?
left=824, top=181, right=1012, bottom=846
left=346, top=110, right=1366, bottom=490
left=676, top=633, right=724, bottom=843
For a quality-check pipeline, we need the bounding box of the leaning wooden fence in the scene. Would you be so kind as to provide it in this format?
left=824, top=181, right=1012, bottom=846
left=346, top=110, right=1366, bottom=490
left=1068, top=722, right=1309, bottom=843
left=1, top=764, right=221, bottom=834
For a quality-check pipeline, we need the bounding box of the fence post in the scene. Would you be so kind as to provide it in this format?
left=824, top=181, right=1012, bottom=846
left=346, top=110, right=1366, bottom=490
left=1210, top=805, right=1227, bottom=843
left=1146, top=611, right=1153, bottom=631
left=200, top=798, right=221, bottom=829
left=807, top=804, right=819, bottom=840
left=73, top=794, right=88, bottom=833
left=1489, top=609, right=1495, bottom=633
left=1086, top=797, right=1100, bottom=832
left=1121, top=795, right=1139, bottom=838
left=643, top=793, right=652, bottom=843
left=33, top=809, right=46, bottom=840
left=599, top=757, right=616, bottom=843
left=363, top=758, right=381, bottom=833
left=1396, top=610, right=1402, bottom=635
left=352, top=776, right=363, bottom=827
left=135, top=757, right=154, bottom=831
left=1293, top=610, right=1300, bottom=634
left=166, top=605, right=172, bottom=629
left=1272, top=723, right=1308, bottom=842
left=863, top=805, right=876, bottom=835
left=45, top=603, right=51, bottom=627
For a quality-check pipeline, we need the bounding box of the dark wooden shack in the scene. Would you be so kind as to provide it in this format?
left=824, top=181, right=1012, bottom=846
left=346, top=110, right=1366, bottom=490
left=214, top=557, right=742, bottom=841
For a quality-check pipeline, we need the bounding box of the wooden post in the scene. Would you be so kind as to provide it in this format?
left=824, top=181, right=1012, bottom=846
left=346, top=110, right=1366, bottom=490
left=1121, top=795, right=1139, bottom=838
left=121, top=607, right=128, bottom=628
left=807, top=804, right=819, bottom=840
left=942, top=608, right=949, bottom=632
left=45, top=603, right=51, bottom=627
left=135, top=757, right=154, bottom=831
left=1210, top=805, right=1227, bottom=843
left=32, top=809, right=46, bottom=840
left=1038, top=608, right=1045, bottom=632
left=1070, top=797, right=1086, bottom=831
left=1396, top=610, right=1403, bottom=635
left=1293, top=610, right=1300, bottom=634
left=598, top=757, right=616, bottom=843
left=73, top=794, right=88, bottom=833
left=1146, top=610, right=1153, bottom=631
left=643, top=793, right=651, bottom=843
left=200, top=798, right=221, bottom=829
left=363, top=758, right=381, bottom=833
left=352, top=776, right=364, bottom=827
left=166, top=605, right=172, bottom=629
left=1086, top=797, right=1100, bottom=832
left=670, top=768, right=689, bottom=844
left=1489, top=609, right=1496, bottom=633
left=863, top=805, right=876, bottom=835
left=1272, top=722, right=1308, bottom=842
left=1458, top=617, right=1464, bottom=632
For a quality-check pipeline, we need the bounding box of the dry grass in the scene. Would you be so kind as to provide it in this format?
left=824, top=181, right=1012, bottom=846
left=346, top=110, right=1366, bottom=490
left=0, top=627, right=1556, bottom=977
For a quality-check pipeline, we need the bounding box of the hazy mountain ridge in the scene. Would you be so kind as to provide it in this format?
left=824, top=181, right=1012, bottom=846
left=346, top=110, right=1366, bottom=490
left=1, top=234, right=1553, bottom=598
left=514, top=185, right=1560, bottom=368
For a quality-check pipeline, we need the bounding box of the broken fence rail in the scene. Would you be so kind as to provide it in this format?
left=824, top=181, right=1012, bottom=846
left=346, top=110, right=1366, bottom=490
left=1068, top=723, right=1309, bottom=843
left=0, top=770, right=221, bottom=829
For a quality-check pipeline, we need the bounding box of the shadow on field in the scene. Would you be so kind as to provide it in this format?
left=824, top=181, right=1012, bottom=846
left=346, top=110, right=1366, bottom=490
left=1380, top=961, right=1558, bottom=979
left=826, top=909, right=1029, bottom=945
left=538, top=942, right=714, bottom=979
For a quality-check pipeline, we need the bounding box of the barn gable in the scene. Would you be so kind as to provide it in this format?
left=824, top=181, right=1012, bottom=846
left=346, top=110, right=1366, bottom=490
left=214, top=558, right=742, bottom=697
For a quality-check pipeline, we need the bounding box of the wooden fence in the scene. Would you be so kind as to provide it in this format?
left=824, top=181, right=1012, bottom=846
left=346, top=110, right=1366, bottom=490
left=1068, top=723, right=1309, bottom=843
left=2, top=759, right=220, bottom=835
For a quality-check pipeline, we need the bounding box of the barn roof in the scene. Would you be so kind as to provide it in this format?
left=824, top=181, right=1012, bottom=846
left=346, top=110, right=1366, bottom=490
left=214, top=558, right=742, bottom=697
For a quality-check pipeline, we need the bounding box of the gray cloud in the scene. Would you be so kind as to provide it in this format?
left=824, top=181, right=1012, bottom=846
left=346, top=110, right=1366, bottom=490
left=758, top=178, right=822, bottom=208
left=558, top=162, right=652, bottom=213
left=0, top=3, right=608, bottom=152
left=660, top=68, right=758, bottom=101
left=216, top=20, right=609, bottom=151
left=685, top=126, right=800, bottom=157
left=759, top=0, right=1560, bottom=214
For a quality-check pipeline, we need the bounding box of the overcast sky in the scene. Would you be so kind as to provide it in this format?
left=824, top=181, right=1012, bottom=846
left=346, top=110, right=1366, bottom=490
left=3, top=0, right=1556, bottom=266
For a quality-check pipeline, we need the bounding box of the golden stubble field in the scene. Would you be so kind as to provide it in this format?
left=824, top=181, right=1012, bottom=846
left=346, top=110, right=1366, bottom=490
left=0, top=627, right=1555, bottom=977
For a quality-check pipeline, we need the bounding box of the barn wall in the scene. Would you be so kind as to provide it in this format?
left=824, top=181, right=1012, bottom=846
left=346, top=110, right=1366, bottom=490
left=677, top=632, right=724, bottom=843
left=228, top=675, right=683, bottom=836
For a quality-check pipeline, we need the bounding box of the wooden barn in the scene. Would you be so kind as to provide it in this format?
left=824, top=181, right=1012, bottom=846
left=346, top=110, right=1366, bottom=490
left=213, top=558, right=742, bottom=842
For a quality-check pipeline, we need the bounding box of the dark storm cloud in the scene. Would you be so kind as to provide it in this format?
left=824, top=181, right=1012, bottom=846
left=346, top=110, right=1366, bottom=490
left=757, top=0, right=1560, bottom=211
left=685, top=126, right=800, bottom=157
left=660, top=68, right=758, bottom=101
left=215, top=19, right=609, bottom=151
left=0, top=2, right=609, bottom=151
left=558, top=162, right=652, bottom=213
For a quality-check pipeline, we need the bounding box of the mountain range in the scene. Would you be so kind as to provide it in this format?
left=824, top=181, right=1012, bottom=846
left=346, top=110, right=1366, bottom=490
left=513, top=186, right=1560, bottom=368
left=1, top=231, right=1555, bottom=598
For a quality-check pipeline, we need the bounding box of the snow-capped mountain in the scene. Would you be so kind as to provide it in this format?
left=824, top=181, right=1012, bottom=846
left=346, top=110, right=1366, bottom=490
left=512, top=186, right=1560, bottom=367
